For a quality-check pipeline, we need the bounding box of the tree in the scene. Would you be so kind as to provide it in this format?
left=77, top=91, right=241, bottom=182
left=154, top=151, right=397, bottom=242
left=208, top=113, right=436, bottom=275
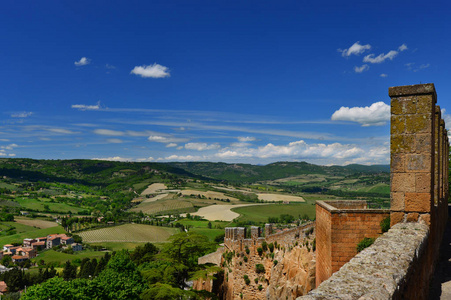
left=141, top=283, right=196, bottom=300
left=63, top=261, right=77, bottom=281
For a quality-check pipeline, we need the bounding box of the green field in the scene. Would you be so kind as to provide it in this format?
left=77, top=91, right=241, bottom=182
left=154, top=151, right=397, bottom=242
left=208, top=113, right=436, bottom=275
left=190, top=228, right=224, bottom=241
left=78, top=224, right=179, bottom=243
left=0, top=225, right=66, bottom=247
left=232, top=203, right=316, bottom=224
left=130, top=198, right=196, bottom=215
left=32, top=249, right=107, bottom=264
left=0, top=221, right=36, bottom=234
left=15, top=198, right=86, bottom=213
left=357, top=183, right=390, bottom=194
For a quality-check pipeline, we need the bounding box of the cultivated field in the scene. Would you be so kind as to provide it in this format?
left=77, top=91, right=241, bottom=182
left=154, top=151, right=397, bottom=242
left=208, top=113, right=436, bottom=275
left=14, top=217, right=58, bottom=229
left=141, top=183, right=167, bottom=195
left=189, top=203, right=265, bottom=221
left=256, top=193, right=305, bottom=202
left=130, top=199, right=195, bottom=215
left=180, top=189, right=239, bottom=202
left=78, top=224, right=178, bottom=243
left=132, top=193, right=169, bottom=204
left=232, top=203, right=316, bottom=224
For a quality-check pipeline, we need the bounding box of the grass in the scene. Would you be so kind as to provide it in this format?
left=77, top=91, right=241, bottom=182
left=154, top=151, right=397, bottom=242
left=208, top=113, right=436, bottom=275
left=177, top=219, right=229, bottom=229
left=1, top=221, right=36, bottom=234
left=0, top=225, right=66, bottom=247
left=190, top=228, right=224, bottom=242
left=78, top=224, right=179, bottom=243
left=89, top=241, right=169, bottom=251
left=32, top=249, right=107, bottom=265
left=130, top=198, right=195, bottom=215
left=232, top=203, right=316, bottom=224
left=15, top=197, right=86, bottom=213
left=13, top=217, right=58, bottom=229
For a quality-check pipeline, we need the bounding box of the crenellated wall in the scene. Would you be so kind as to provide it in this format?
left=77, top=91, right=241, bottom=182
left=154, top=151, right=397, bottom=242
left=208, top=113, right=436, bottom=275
left=222, top=222, right=316, bottom=300
left=299, top=83, right=449, bottom=300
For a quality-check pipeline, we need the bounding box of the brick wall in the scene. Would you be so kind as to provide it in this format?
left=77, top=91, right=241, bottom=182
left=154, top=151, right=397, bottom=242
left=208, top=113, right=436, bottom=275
left=315, top=200, right=389, bottom=286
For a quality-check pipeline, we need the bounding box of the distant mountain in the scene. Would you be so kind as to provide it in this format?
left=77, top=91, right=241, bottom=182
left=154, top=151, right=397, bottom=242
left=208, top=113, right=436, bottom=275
left=168, top=161, right=390, bottom=183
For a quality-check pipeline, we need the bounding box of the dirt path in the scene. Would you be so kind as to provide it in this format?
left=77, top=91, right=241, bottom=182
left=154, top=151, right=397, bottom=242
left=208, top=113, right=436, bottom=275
left=190, top=203, right=268, bottom=221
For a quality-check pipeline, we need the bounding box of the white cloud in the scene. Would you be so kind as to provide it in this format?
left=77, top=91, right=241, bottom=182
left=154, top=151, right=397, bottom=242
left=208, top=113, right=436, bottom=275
left=47, top=128, right=78, bottom=134
left=441, top=109, right=451, bottom=130
left=93, top=129, right=124, bottom=136
left=158, top=155, right=204, bottom=161
left=91, top=156, right=131, bottom=161
left=106, top=139, right=123, bottom=144
left=130, top=63, right=170, bottom=78
left=340, top=42, right=371, bottom=57
left=72, top=101, right=101, bottom=111
left=166, top=143, right=178, bottom=148
left=354, top=64, right=369, bottom=73
left=238, top=136, right=256, bottom=142
left=184, top=143, right=220, bottom=151
left=380, top=74, right=388, bottom=78
left=414, top=64, right=430, bottom=72
left=74, top=57, right=91, bottom=66
left=216, top=140, right=365, bottom=160
left=11, top=112, right=33, bottom=118
left=148, top=135, right=188, bottom=143
left=331, top=101, right=390, bottom=126
left=1, top=144, right=18, bottom=150
left=363, top=50, right=398, bottom=64
left=398, top=44, right=408, bottom=51
left=105, top=64, right=116, bottom=69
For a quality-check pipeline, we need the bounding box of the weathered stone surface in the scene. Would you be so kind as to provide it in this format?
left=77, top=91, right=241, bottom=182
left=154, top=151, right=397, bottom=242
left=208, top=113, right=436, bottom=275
left=405, top=192, right=431, bottom=212
left=390, top=173, right=415, bottom=192
left=297, top=223, right=429, bottom=300
left=388, top=83, right=436, bottom=97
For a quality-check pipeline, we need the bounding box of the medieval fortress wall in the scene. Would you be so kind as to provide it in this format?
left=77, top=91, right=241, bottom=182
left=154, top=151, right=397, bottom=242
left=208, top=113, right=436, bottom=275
left=300, top=83, right=449, bottom=299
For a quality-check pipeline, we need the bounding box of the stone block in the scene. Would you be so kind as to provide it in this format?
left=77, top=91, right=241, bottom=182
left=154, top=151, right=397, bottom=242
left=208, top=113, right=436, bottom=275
left=391, top=134, right=414, bottom=153
left=391, top=173, right=415, bottom=192
left=405, top=192, right=431, bottom=213
left=406, top=114, right=431, bottom=134
left=391, top=154, right=405, bottom=172
left=391, top=115, right=406, bottom=134
left=416, top=95, right=435, bottom=113
left=406, top=154, right=431, bottom=172
left=415, top=134, right=432, bottom=153
left=419, top=213, right=431, bottom=226
left=391, top=192, right=405, bottom=211
left=406, top=213, right=419, bottom=222
left=415, top=173, right=432, bottom=193
left=389, top=83, right=436, bottom=97
left=390, top=212, right=405, bottom=226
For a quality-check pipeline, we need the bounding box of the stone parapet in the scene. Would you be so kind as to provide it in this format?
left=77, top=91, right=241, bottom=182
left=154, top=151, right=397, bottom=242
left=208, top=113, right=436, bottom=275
left=298, top=222, right=429, bottom=300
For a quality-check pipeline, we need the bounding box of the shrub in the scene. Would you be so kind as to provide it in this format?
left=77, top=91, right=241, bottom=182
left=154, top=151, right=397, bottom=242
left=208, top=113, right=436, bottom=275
left=258, top=284, right=263, bottom=291
left=254, top=278, right=258, bottom=284
left=255, top=263, right=265, bottom=274
left=357, top=237, right=375, bottom=252
left=245, top=246, right=250, bottom=255
left=262, top=241, right=268, bottom=251
left=268, top=243, right=274, bottom=253
left=380, top=216, right=390, bottom=233
left=257, top=247, right=263, bottom=256
left=243, top=256, right=248, bottom=262
left=312, top=238, right=316, bottom=251
left=273, top=260, right=278, bottom=266
left=243, top=275, right=250, bottom=285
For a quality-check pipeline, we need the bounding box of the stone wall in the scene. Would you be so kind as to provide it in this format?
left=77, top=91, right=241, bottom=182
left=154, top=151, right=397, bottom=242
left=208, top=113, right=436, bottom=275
left=315, top=200, right=389, bottom=286
left=300, top=83, right=449, bottom=299
left=221, top=222, right=316, bottom=300
left=298, top=223, right=429, bottom=300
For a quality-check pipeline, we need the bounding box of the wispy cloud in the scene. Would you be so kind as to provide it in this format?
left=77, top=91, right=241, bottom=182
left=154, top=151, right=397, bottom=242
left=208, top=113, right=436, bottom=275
left=184, top=142, right=220, bottom=151
left=106, top=139, right=123, bottom=144
left=47, top=128, right=78, bottom=134
left=354, top=64, right=369, bottom=73
left=363, top=44, right=406, bottom=64
left=72, top=101, right=101, bottom=111
left=148, top=135, right=189, bottom=143
left=93, top=129, right=124, bottom=136
left=331, top=101, right=390, bottom=126
left=11, top=112, right=33, bottom=118
left=238, top=136, right=256, bottom=142
left=166, top=143, right=178, bottom=148
left=130, top=63, right=170, bottom=78
left=380, top=74, right=388, bottom=78
left=105, top=64, right=116, bottom=69
left=339, top=42, right=371, bottom=57
left=74, top=57, right=91, bottom=66
left=0, top=143, right=18, bottom=150
left=91, top=156, right=131, bottom=161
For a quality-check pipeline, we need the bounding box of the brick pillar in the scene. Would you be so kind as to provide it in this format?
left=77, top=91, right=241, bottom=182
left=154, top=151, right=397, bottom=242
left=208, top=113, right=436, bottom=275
left=251, top=226, right=261, bottom=240
left=434, top=107, right=441, bottom=206
left=265, top=224, right=273, bottom=236
left=389, top=84, right=437, bottom=226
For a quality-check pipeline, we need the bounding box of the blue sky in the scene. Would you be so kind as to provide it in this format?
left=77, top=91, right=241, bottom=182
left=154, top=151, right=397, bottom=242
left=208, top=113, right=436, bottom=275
left=1, top=0, right=449, bottom=165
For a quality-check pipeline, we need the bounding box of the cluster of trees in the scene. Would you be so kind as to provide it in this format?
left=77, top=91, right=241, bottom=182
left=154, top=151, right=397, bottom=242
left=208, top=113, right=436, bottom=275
left=21, top=232, right=217, bottom=300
